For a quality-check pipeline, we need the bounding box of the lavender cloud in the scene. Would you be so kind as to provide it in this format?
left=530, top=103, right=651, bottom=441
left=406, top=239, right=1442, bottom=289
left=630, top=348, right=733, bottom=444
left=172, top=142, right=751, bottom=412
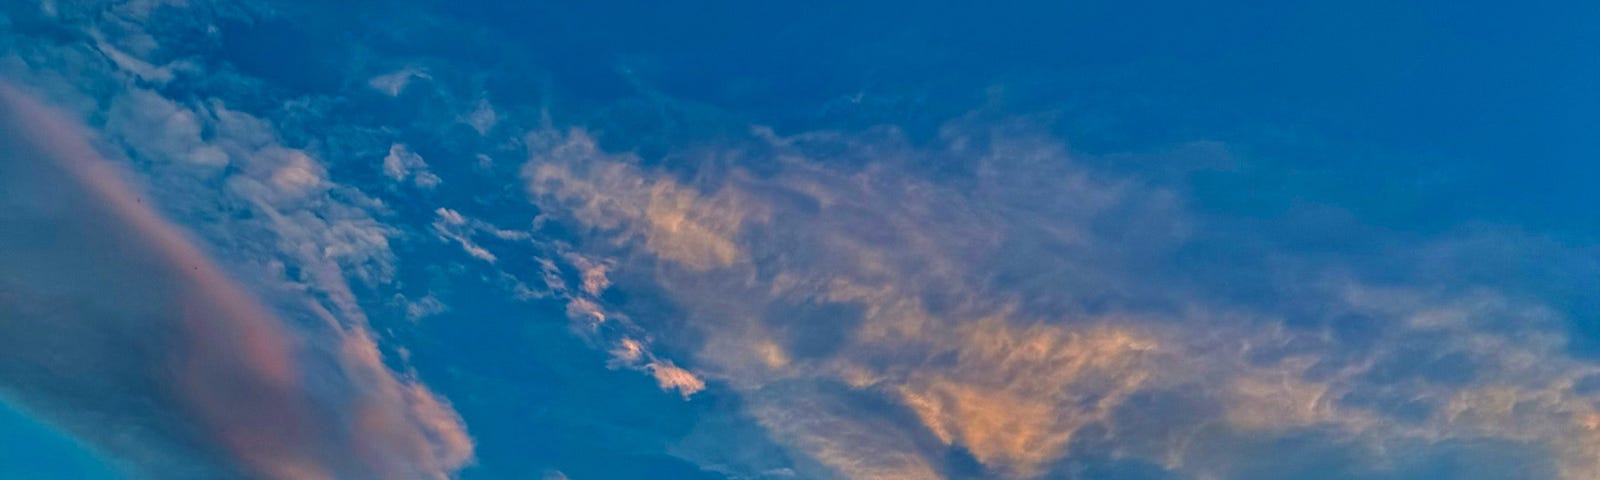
left=0, top=80, right=473, bottom=480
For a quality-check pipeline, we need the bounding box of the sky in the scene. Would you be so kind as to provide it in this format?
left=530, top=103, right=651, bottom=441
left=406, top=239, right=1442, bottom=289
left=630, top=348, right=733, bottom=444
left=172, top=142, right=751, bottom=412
left=0, top=1, right=1597, bottom=479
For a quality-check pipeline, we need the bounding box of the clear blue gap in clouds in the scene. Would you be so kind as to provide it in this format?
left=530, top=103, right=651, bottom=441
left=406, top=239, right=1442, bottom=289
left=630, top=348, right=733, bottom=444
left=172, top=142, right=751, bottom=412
left=0, top=401, right=122, bottom=479
left=433, top=0, right=1599, bottom=234
left=388, top=258, right=736, bottom=479
left=206, top=0, right=1600, bottom=235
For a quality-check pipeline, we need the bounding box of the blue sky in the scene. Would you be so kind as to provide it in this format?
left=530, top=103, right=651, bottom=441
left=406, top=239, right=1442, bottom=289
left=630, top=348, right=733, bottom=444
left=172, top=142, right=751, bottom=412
left=1, top=1, right=1598, bottom=479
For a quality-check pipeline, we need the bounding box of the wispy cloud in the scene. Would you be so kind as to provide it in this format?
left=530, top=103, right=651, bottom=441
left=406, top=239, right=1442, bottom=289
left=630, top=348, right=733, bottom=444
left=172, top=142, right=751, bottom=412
left=526, top=129, right=765, bottom=272
left=648, top=361, right=708, bottom=399
left=7, top=1, right=1593, bottom=479
left=384, top=143, right=442, bottom=189
left=369, top=66, right=430, bottom=97
left=523, top=118, right=1600, bottom=479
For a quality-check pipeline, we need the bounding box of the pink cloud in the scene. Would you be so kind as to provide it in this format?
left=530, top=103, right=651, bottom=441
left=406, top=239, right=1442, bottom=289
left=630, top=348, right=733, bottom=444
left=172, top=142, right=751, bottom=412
left=0, top=82, right=472, bottom=479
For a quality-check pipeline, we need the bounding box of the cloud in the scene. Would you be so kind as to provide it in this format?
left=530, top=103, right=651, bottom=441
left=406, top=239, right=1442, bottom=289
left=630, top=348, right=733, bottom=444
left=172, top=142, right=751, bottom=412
left=0, top=79, right=471, bottom=479
left=525, top=128, right=763, bottom=271
left=566, top=253, right=613, bottom=296
left=369, top=66, right=429, bottom=97
left=401, top=293, right=450, bottom=322
left=522, top=119, right=1600, bottom=479
left=523, top=120, right=1184, bottom=477
left=383, top=143, right=441, bottom=189
left=461, top=98, right=499, bottom=136
left=1, top=79, right=311, bottom=478
left=104, top=89, right=229, bottom=168
left=611, top=338, right=645, bottom=364
left=648, top=361, right=708, bottom=399
left=13, top=1, right=1593, bottom=479
left=895, top=319, right=1157, bottom=477
left=429, top=207, right=539, bottom=266
left=88, top=28, right=191, bottom=84
left=747, top=384, right=943, bottom=480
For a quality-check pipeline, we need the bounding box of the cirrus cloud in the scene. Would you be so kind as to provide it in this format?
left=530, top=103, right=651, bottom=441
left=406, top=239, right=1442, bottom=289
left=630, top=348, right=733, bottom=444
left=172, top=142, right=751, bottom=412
left=523, top=118, right=1600, bottom=480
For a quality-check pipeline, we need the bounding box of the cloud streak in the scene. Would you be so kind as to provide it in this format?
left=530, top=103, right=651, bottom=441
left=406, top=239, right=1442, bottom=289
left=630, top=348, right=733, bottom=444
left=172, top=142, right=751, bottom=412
left=0, top=82, right=472, bottom=479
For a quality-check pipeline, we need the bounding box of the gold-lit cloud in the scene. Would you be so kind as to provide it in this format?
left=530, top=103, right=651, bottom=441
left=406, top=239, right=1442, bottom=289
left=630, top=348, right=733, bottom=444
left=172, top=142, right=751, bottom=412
left=524, top=121, right=1600, bottom=480
left=526, top=130, right=766, bottom=272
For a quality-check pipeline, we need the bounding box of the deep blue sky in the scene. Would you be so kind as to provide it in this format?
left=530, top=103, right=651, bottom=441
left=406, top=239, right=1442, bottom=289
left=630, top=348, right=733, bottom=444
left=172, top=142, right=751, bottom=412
left=2, top=1, right=1598, bottom=479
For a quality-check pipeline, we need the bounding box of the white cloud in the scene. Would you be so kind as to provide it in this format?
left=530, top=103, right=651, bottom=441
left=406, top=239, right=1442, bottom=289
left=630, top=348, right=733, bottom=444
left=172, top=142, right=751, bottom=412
left=383, top=143, right=440, bottom=189
left=105, top=88, right=228, bottom=169
left=432, top=208, right=498, bottom=263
